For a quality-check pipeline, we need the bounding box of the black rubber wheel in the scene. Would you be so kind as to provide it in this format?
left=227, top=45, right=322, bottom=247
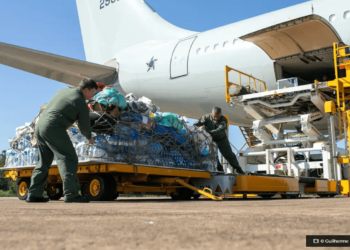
left=171, top=188, right=194, bottom=200
left=114, top=192, right=120, bottom=200
left=86, top=174, right=106, bottom=201
left=47, top=184, right=63, bottom=200
left=16, top=178, right=30, bottom=200
left=81, top=184, right=89, bottom=197
left=281, top=194, right=299, bottom=199
left=193, top=194, right=200, bottom=200
left=319, top=194, right=336, bottom=198
left=101, top=175, right=117, bottom=201
left=259, top=194, right=275, bottom=199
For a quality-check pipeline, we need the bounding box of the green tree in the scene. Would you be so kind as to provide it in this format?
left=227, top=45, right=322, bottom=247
left=0, top=150, right=16, bottom=197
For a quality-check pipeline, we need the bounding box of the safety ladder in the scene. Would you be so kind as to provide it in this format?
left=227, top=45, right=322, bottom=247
left=239, top=127, right=261, bottom=147
left=327, top=43, right=350, bottom=178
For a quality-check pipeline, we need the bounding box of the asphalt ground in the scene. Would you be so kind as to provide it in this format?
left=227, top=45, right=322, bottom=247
left=0, top=196, right=349, bottom=250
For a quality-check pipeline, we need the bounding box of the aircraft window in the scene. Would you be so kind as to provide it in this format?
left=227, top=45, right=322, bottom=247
left=214, top=44, right=219, bottom=50
left=223, top=41, right=228, bottom=47
left=329, top=14, right=336, bottom=22
left=344, top=11, right=350, bottom=19
left=205, top=46, right=209, bottom=52
left=196, top=48, right=201, bottom=55
left=233, top=38, right=238, bottom=45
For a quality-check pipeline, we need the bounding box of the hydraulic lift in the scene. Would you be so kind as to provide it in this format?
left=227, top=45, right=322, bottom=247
left=223, top=42, right=350, bottom=197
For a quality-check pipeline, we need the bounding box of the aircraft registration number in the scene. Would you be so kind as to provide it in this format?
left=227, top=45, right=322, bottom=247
left=100, top=0, right=118, bottom=9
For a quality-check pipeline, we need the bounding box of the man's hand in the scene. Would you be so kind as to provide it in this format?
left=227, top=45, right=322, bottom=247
left=199, top=125, right=206, bottom=130
left=89, top=138, right=95, bottom=145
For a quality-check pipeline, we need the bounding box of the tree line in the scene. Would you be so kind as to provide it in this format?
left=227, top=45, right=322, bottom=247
left=0, top=151, right=16, bottom=197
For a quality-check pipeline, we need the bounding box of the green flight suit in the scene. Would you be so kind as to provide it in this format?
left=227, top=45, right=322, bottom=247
left=28, top=88, right=92, bottom=199
left=194, top=114, right=243, bottom=173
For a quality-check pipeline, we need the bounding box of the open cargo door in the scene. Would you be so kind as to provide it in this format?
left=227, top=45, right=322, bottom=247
left=240, top=15, right=342, bottom=60
left=240, top=15, right=344, bottom=82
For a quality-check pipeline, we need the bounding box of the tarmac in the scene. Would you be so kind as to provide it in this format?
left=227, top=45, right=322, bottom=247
left=0, top=196, right=349, bottom=250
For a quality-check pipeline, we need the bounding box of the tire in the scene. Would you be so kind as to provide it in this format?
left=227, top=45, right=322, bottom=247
left=281, top=194, right=299, bottom=199
left=16, top=178, right=30, bottom=200
left=193, top=194, right=200, bottom=200
left=86, top=174, right=106, bottom=201
left=81, top=184, right=89, bottom=197
left=319, top=194, right=335, bottom=198
left=171, top=188, right=194, bottom=200
left=101, top=175, right=117, bottom=201
left=259, top=194, right=275, bottom=199
left=47, top=184, right=63, bottom=200
left=114, top=192, right=119, bottom=200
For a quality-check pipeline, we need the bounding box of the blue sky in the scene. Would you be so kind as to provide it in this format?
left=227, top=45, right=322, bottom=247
left=0, top=0, right=309, bottom=151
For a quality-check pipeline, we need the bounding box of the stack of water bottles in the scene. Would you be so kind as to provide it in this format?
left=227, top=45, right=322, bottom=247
left=4, top=93, right=218, bottom=172
left=5, top=134, right=39, bottom=167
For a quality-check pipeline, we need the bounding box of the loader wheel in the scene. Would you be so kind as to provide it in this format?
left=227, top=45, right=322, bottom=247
left=171, top=188, right=193, bottom=201
left=193, top=194, right=200, bottom=200
left=114, top=192, right=119, bottom=200
left=87, top=174, right=106, bottom=201
left=281, top=194, right=299, bottom=199
left=101, top=175, right=117, bottom=201
left=81, top=184, right=89, bottom=197
left=47, top=184, right=63, bottom=200
left=16, top=178, right=30, bottom=200
left=259, top=194, right=275, bottom=199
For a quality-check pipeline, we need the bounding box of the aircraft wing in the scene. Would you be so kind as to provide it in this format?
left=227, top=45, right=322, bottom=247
left=0, top=42, right=117, bottom=87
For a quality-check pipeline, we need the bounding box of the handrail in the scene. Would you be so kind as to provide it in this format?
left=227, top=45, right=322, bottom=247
left=225, top=66, right=267, bottom=103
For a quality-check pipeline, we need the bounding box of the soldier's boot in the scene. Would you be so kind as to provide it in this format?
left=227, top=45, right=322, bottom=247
left=26, top=196, right=49, bottom=203
left=64, top=195, right=90, bottom=203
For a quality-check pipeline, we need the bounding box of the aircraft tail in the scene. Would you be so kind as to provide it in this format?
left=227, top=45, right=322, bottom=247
left=76, top=0, right=194, bottom=64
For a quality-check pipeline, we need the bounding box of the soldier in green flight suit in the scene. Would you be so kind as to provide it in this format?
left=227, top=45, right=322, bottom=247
left=194, top=107, right=245, bottom=174
left=26, top=78, right=98, bottom=203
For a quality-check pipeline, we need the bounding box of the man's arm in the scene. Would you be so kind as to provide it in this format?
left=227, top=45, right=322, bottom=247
left=77, top=103, right=92, bottom=140
left=193, top=116, right=206, bottom=127
left=207, top=120, right=227, bottom=138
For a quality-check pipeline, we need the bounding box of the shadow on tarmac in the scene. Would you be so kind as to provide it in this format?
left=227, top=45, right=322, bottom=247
left=109, top=196, right=320, bottom=203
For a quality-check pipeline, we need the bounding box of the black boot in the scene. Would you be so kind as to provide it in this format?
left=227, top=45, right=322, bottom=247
left=26, top=196, right=49, bottom=203
left=64, top=195, right=90, bottom=203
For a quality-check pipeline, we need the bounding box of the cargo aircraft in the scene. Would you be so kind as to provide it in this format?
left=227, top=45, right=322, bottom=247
left=0, top=0, right=349, bottom=127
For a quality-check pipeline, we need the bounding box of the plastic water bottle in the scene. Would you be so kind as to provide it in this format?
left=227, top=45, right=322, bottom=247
left=24, top=135, right=31, bottom=148
left=18, top=139, right=25, bottom=150
left=74, top=133, right=86, bottom=144
left=76, top=142, right=86, bottom=161
left=23, top=147, right=31, bottom=166
left=13, top=151, right=22, bottom=167
left=5, top=149, right=14, bottom=167
left=29, top=147, right=39, bottom=165
left=168, top=156, right=176, bottom=167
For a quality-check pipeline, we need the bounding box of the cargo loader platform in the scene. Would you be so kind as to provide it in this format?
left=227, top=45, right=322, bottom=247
left=2, top=161, right=329, bottom=201
left=224, top=42, right=350, bottom=198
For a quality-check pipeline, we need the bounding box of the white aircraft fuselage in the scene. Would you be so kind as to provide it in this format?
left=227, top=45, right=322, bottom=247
left=112, top=0, right=350, bottom=125
left=1, top=0, right=349, bottom=128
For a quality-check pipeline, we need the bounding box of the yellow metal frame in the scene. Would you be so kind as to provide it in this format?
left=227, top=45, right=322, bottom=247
left=225, top=65, right=267, bottom=103
left=232, top=175, right=299, bottom=192
left=4, top=163, right=212, bottom=198
left=304, top=180, right=329, bottom=193
left=326, top=43, right=350, bottom=177
left=324, top=101, right=336, bottom=115
left=339, top=180, right=350, bottom=194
